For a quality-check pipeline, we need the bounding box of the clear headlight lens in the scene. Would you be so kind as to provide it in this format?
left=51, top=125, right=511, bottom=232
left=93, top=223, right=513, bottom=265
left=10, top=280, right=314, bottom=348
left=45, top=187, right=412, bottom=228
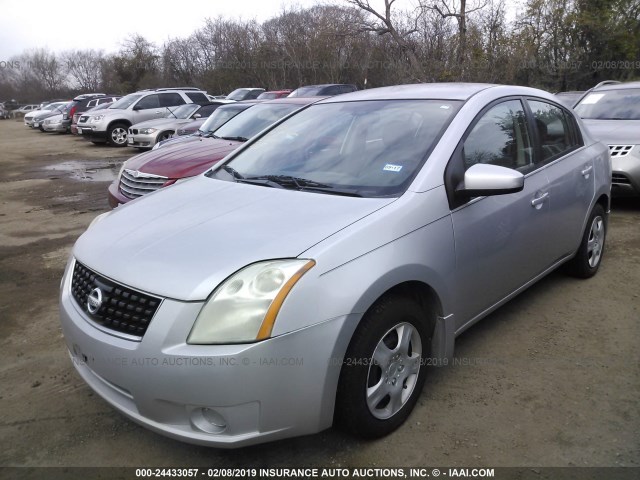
left=90, top=115, right=104, bottom=123
left=187, top=259, right=315, bottom=344
left=139, top=128, right=157, bottom=134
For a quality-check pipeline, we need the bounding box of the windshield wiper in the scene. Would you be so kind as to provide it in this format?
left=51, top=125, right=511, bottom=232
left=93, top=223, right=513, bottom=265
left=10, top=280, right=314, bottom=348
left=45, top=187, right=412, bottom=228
left=239, top=175, right=362, bottom=197
left=220, top=136, right=249, bottom=142
left=221, top=165, right=244, bottom=181
left=203, top=132, right=219, bottom=138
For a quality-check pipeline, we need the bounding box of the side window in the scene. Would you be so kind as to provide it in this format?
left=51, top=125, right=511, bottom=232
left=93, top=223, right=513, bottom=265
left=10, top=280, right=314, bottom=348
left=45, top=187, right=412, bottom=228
left=463, top=100, right=533, bottom=172
left=196, top=104, right=219, bottom=117
left=527, top=100, right=578, bottom=162
left=135, top=94, right=160, bottom=110
left=186, top=92, right=209, bottom=104
left=87, top=100, right=97, bottom=107
left=159, top=93, right=186, bottom=107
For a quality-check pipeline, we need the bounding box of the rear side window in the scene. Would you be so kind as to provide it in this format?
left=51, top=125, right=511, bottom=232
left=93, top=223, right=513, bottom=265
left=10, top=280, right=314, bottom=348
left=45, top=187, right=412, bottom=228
left=463, top=100, right=533, bottom=173
left=159, top=93, right=186, bottom=107
left=527, top=100, right=581, bottom=162
left=186, top=92, right=209, bottom=104
left=87, top=100, right=97, bottom=107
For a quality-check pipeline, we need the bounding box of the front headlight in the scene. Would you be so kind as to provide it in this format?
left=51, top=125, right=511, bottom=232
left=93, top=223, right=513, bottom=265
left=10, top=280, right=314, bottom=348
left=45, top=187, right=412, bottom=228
left=90, top=115, right=104, bottom=123
left=187, top=259, right=315, bottom=344
left=139, top=128, right=157, bottom=135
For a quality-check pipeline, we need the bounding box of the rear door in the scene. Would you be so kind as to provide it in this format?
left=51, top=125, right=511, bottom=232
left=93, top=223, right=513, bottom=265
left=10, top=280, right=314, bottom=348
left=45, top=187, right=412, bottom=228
left=525, top=99, right=593, bottom=260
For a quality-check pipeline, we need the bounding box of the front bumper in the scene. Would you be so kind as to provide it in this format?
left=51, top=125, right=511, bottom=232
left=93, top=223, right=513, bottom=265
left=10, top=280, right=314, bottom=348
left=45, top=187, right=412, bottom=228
left=43, top=123, right=66, bottom=132
left=107, top=181, right=132, bottom=208
left=77, top=126, right=108, bottom=143
left=611, top=150, right=640, bottom=197
left=128, top=132, right=157, bottom=149
left=59, top=260, right=348, bottom=447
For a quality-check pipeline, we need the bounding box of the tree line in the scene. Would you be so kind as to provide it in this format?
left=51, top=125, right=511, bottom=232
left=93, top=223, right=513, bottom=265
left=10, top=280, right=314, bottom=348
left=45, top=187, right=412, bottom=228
left=1, top=0, right=638, bottom=102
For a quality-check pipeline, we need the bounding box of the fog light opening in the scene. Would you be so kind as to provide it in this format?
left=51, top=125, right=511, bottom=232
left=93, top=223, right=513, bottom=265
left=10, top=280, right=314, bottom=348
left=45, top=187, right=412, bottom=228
left=190, top=407, right=227, bottom=434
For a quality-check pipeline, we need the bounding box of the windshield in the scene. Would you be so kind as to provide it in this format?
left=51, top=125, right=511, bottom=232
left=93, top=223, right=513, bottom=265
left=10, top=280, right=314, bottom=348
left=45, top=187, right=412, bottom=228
left=574, top=88, right=640, bottom=120
left=199, top=104, right=252, bottom=133
left=165, top=103, right=199, bottom=119
left=109, top=94, right=142, bottom=110
left=227, top=89, right=252, bottom=101
left=212, top=103, right=302, bottom=141
left=211, top=100, right=461, bottom=197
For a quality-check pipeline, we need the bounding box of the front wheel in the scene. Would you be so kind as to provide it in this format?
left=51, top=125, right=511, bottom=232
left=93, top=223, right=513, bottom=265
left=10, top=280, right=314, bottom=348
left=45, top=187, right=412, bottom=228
left=335, top=293, right=433, bottom=438
left=566, top=204, right=606, bottom=278
left=157, top=131, right=173, bottom=142
left=107, top=123, right=129, bottom=147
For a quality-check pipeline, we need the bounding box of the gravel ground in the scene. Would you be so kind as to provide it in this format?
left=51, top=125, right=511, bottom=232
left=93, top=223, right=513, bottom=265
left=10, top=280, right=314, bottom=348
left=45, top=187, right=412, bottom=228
left=0, top=119, right=638, bottom=473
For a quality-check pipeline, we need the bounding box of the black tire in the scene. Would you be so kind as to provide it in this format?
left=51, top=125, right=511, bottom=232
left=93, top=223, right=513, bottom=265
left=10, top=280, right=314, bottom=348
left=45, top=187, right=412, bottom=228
left=335, top=293, right=433, bottom=438
left=566, top=204, right=606, bottom=278
left=157, top=131, right=173, bottom=142
left=106, top=123, right=129, bottom=147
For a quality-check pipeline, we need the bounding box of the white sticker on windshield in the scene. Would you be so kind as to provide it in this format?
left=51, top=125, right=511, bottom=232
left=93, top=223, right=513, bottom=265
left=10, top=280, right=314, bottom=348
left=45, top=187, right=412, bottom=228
left=581, top=93, right=605, bottom=105
left=440, top=105, right=451, bottom=109
left=383, top=164, right=403, bottom=172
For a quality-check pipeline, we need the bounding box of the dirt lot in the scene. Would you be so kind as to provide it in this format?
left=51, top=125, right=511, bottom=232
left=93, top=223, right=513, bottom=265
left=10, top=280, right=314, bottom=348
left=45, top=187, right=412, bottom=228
left=0, top=119, right=638, bottom=470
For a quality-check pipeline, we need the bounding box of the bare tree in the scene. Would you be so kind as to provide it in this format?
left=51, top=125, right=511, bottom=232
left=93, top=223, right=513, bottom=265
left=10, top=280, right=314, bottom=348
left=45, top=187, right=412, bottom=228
left=62, top=49, right=104, bottom=91
left=342, top=0, right=425, bottom=81
left=424, top=0, right=487, bottom=77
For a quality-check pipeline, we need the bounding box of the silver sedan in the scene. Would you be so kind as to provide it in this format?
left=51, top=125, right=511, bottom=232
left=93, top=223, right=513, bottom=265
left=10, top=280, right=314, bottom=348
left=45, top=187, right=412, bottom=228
left=60, top=83, right=611, bottom=447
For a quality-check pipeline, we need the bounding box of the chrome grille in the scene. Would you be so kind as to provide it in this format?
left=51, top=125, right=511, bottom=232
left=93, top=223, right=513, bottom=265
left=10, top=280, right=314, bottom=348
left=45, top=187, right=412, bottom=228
left=79, top=115, right=89, bottom=123
left=70, top=261, right=162, bottom=338
left=119, top=169, right=168, bottom=199
left=608, top=145, right=634, bottom=158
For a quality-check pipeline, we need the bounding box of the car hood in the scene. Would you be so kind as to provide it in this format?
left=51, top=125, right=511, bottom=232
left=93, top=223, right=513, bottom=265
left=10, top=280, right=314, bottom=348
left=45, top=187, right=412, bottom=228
left=125, top=138, right=241, bottom=178
left=132, top=118, right=190, bottom=130
left=74, top=177, right=393, bottom=301
left=582, top=119, right=640, bottom=145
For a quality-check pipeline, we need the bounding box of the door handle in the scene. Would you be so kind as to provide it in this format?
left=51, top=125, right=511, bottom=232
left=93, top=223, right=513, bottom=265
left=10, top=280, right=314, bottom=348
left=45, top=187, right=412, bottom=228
left=531, top=192, right=549, bottom=208
left=581, top=165, right=593, bottom=178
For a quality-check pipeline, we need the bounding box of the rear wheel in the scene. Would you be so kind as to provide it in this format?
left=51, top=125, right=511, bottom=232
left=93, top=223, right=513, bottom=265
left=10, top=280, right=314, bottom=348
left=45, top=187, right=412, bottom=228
left=107, top=123, right=128, bottom=147
left=335, top=293, right=432, bottom=438
left=566, top=204, right=606, bottom=278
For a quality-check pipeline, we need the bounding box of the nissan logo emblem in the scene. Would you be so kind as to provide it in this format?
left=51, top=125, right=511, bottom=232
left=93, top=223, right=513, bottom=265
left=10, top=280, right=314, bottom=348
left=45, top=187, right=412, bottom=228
left=87, top=287, right=103, bottom=315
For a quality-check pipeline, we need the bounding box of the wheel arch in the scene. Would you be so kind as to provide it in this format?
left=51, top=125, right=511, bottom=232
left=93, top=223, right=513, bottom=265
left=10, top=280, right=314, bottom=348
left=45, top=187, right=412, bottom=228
left=107, top=119, right=131, bottom=131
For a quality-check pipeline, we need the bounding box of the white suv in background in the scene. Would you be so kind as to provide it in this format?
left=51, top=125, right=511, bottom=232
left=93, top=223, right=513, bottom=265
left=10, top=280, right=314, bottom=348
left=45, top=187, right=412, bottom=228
left=77, top=88, right=210, bottom=147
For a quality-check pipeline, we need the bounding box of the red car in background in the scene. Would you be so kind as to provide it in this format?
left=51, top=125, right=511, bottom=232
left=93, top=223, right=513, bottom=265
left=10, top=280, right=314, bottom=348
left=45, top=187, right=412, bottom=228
left=257, top=90, right=292, bottom=99
left=108, top=97, right=319, bottom=208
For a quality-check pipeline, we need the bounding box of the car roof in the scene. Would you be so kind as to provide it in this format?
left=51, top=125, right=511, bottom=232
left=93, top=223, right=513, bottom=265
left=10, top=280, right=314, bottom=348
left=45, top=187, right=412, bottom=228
left=591, top=81, right=640, bottom=91
left=261, top=96, right=327, bottom=105
left=318, top=83, right=496, bottom=103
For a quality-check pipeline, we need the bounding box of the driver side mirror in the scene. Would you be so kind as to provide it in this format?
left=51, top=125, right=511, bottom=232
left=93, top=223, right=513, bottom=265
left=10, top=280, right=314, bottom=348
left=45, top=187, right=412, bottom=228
left=455, top=163, right=524, bottom=198
left=193, top=113, right=202, bottom=119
